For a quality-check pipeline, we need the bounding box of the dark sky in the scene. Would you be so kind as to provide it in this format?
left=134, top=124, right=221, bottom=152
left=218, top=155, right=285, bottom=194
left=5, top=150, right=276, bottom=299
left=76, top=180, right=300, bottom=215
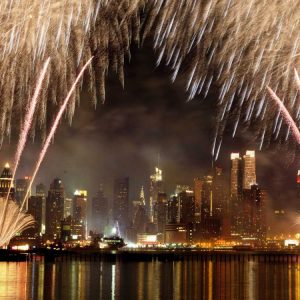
left=0, top=46, right=298, bottom=209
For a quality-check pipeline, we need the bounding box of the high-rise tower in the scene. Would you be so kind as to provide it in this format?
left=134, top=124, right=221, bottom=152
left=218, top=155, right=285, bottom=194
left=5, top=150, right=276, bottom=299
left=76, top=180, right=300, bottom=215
left=149, top=167, right=163, bottom=223
left=243, top=150, right=256, bottom=189
left=45, top=178, right=65, bottom=240
left=113, top=177, right=129, bottom=234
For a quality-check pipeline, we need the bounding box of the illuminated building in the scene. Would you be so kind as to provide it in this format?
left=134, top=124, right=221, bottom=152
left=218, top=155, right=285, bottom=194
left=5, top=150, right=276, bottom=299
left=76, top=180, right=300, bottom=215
left=91, top=184, right=109, bottom=234
left=230, top=153, right=243, bottom=237
left=194, top=178, right=203, bottom=223
left=212, top=167, right=230, bottom=238
left=26, top=196, right=43, bottom=237
left=178, top=189, right=195, bottom=224
left=230, top=153, right=243, bottom=197
left=242, top=184, right=267, bottom=243
left=168, top=195, right=178, bottom=224
left=64, top=198, right=73, bottom=218
left=45, top=178, right=65, bottom=240
left=60, top=215, right=85, bottom=242
left=165, top=223, right=188, bottom=244
left=36, top=183, right=46, bottom=235
left=149, top=167, right=163, bottom=223
left=200, top=175, right=213, bottom=221
left=132, top=186, right=147, bottom=236
left=243, top=150, right=256, bottom=189
left=0, top=163, right=14, bottom=199
left=73, top=190, right=87, bottom=239
left=15, top=177, right=31, bottom=209
left=157, top=192, right=168, bottom=235
left=113, top=177, right=129, bottom=234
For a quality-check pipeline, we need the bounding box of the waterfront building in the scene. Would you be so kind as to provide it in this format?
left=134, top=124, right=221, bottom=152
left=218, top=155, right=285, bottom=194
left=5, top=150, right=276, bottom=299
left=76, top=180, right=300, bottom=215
left=149, top=167, right=163, bottom=223
left=157, top=192, right=168, bottom=235
left=45, top=178, right=65, bottom=240
left=73, top=190, right=88, bottom=239
left=36, top=183, right=46, bottom=235
left=26, top=195, right=43, bottom=237
left=64, top=198, right=73, bottom=218
left=91, top=184, right=109, bottom=234
left=194, top=178, right=202, bottom=223
left=113, top=177, right=129, bottom=234
left=15, top=177, right=31, bottom=209
left=243, top=150, right=256, bottom=190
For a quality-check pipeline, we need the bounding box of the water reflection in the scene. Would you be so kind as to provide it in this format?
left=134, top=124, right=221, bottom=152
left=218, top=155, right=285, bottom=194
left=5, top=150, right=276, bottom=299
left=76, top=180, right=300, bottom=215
left=0, top=257, right=299, bottom=299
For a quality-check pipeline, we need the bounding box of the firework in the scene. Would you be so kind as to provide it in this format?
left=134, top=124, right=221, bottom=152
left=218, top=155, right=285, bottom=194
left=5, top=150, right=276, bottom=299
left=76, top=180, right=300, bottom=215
left=0, top=198, right=34, bottom=248
left=1, top=0, right=300, bottom=152
left=0, top=58, right=50, bottom=237
left=267, top=86, right=300, bottom=145
left=20, top=57, right=93, bottom=213
left=0, top=0, right=142, bottom=141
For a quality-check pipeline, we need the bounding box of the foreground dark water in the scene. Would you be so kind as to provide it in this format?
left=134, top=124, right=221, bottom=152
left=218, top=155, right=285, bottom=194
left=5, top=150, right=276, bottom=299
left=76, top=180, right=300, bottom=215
left=0, top=257, right=298, bottom=299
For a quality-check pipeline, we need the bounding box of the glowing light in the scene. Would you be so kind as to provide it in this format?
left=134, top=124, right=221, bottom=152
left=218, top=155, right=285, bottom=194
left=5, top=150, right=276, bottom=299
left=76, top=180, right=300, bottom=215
left=4, top=163, right=9, bottom=169
left=284, top=239, right=299, bottom=247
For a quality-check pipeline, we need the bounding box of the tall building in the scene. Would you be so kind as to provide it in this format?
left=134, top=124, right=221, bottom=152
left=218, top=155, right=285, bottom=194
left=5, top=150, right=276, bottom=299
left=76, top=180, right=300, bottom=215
left=157, top=192, right=168, bottom=234
left=149, top=167, right=163, bottom=223
left=242, top=184, right=267, bottom=242
left=177, top=189, right=195, bottom=224
left=194, top=178, right=203, bottom=223
left=230, top=153, right=243, bottom=237
left=243, top=150, right=256, bottom=189
left=91, top=184, right=109, bottom=234
left=230, top=153, right=243, bottom=197
left=45, top=178, right=65, bottom=240
left=64, top=198, right=73, bottom=218
left=36, top=183, right=46, bottom=235
left=167, top=195, right=178, bottom=224
left=113, top=177, right=129, bottom=233
left=200, top=175, right=213, bottom=221
left=73, top=190, right=88, bottom=239
left=15, top=177, right=31, bottom=209
left=26, top=196, right=43, bottom=237
left=0, top=163, right=14, bottom=199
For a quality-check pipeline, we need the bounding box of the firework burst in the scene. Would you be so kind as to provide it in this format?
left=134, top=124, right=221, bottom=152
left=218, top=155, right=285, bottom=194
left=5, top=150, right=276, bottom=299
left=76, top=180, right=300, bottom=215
left=1, top=0, right=300, bottom=153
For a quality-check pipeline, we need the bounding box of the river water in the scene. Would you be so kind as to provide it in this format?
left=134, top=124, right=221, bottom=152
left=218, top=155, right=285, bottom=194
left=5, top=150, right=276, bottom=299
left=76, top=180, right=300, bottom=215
left=0, top=257, right=298, bottom=299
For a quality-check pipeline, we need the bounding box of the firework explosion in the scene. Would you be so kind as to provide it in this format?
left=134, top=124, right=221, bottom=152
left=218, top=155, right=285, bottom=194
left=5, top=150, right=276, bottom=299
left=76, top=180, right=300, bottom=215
left=1, top=0, right=300, bottom=152
left=0, top=198, right=34, bottom=248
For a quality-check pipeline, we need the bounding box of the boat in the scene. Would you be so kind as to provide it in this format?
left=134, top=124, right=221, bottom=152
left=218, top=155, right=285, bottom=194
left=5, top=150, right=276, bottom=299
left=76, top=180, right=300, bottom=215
left=99, top=235, right=126, bottom=250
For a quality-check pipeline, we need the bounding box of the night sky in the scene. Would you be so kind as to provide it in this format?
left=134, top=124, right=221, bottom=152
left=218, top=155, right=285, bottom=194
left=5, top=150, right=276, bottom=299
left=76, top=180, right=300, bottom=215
left=0, top=45, right=298, bottom=211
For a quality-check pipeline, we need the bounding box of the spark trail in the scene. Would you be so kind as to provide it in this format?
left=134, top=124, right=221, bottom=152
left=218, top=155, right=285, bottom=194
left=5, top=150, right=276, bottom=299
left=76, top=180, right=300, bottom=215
left=267, top=86, right=300, bottom=145
left=20, top=57, right=93, bottom=213
left=0, top=58, right=50, bottom=238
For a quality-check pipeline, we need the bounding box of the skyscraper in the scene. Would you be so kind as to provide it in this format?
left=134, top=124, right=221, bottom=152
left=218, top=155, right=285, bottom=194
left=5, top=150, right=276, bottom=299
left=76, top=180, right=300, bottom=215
left=157, top=192, right=168, bottom=234
left=178, top=189, right=195, bottom=224
left=132, top=186, right=147, bottom=233
left=243, top=150, right=256, bottom=189
left=91, top=184, right=109, bottom=234
left=64, top=198, right=73, bottom=218
left=27, top=196, right=43, bottom=237
left=194, top=178, right=202, bottom=223
left=36, top=183, right=46, bottom=235
left=15, top=177, right=31, bottom=209
left=230, top=153, right=243, bottom=197
left=242, top=184, right=267, bottom=242
left=0, top=163, right=14, bottom=199
left=45, top=178, right=65, bottom=240
left=113, top=177, right=129, bottom=234
left=230, top=153, right=243, bottom=237
left=73, top=190, right=88, bottom=239
left=149, top=167, right=163, bottom=223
